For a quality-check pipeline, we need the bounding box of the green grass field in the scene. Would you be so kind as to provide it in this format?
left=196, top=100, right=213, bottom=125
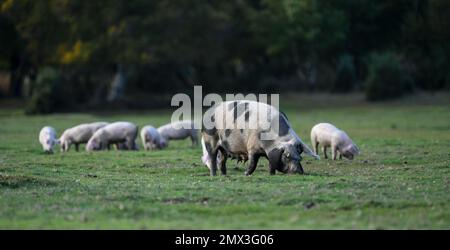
left=0, top=93, right=449, bottom=229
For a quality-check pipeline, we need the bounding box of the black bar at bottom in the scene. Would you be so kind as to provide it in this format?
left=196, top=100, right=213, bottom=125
left=0, top=230, right=442, bottom=249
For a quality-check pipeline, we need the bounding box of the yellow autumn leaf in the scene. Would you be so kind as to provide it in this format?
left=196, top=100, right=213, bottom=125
left=1, top=0, right=14, bottom=12
left=59, top=40, right=88, bottom=64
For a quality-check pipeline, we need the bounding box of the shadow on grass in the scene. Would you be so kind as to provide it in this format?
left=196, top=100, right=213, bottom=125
left=0, top=174, right=57, bottom=188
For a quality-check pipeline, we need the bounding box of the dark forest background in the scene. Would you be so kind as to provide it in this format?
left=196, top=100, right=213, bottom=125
left=0, top=0, right=449, bottom=113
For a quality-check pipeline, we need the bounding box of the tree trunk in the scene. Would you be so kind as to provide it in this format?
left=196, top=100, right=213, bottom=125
left=107, top=64, right=127, bottom=102
left=9, top=52, right=24, bottom=98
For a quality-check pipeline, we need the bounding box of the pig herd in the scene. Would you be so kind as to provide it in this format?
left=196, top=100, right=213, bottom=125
left=40, top=121, right=197, bottom=153
left=39, top=100, right=359, bottom=176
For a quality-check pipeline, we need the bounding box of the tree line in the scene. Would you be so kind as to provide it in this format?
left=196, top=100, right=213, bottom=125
left=0, top=0, right=449, bottom=112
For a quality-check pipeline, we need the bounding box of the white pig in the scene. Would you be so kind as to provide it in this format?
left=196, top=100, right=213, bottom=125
left=86, top=122, right=138, bottom=151
left=59, top=122, right=108, bottom=152
left=140, top=125, right=167, bottom=150
left=157, top=120, right=198, bottom=146
left=39, top=126, right=58, bottom=153
left=310, top=123, right=359, bottom=160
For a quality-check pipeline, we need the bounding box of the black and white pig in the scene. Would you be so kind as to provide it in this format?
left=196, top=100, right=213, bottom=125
left=201, top=100, right=319, bottom=176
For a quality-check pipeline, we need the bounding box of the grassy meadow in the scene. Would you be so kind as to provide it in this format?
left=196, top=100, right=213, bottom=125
left=0, top=93, right=449, bottom=229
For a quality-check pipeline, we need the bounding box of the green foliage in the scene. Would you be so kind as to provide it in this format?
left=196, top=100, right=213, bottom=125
left=25, top=67, right=62, bottom=114
left=1, top=0, right=449, bottom=96
left=417, top=47, right=450, bottom=91
left=402, top=0, right=450, bottom=91
left=365, top=53, right=414, bottom=101
left=332, top=54, right=357, bottom=92
left=0, top=14, right=19, bottom=70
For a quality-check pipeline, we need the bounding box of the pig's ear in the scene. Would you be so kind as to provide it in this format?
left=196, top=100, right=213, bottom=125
left=268, top=147, right=284, bottom=170
left=299, top=141, right=320, bottom=160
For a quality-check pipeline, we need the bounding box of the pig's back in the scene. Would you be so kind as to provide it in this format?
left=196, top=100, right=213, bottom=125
left=158, top=121, right=193, bottom=139
left=312, top=123, right=340, bottom=143
left=104, top=122, right=137, bottom=140
left=143, top=126, right=159, bottom=140
left=69, top=123, right=99, bottom=142
left=40, top=126, right=56, bottom=141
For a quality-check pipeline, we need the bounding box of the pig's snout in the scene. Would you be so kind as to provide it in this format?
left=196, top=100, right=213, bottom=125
left=288, top=160, right=304, bottom=175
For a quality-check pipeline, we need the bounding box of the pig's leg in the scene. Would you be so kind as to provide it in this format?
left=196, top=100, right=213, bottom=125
left=323, top=146, right=328, bottom=159
left=217, top=150, right=227, bottom=176
left=64, top=142, right=70, bottom=152
left=203, top=137, right=218, bottom=176
left=126, top=139, right=133, bottom=151
left=210, top=149, right=218, bottom=176
left=245, top=153, right=260, bottom=176
left=150, top=139, right=157, bottom=150
left=332, top=146, right=337, bottom=160
left=75, top=143, right=79, bottom=152
left=190, top=133, right=199, bottom=147
left=269, top=165, right=276, bottom=175
left=339, top=152, right=342, bottom=160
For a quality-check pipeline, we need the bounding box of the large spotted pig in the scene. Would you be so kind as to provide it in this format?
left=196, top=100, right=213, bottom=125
left=311, top=123, right=359, bottom=160
left=58, top=122, right=108, bottom=152
left=39, top=126, right=58, bottom=153
left=86, top=122, right=138, bottom=151
left=201, top=100, right=318, bottom=176
left=157, top=120, right=198, bottom=146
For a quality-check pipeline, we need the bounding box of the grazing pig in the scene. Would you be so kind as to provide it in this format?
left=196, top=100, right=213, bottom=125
left=58, top=122, right=108, bottom=152
left=86, top=122, right=138, bottom=151
left=141, top=125, right=167, bottom=150
left=201, top=100, right=319, bottom=176
left=39, top=126, right=58, bottom=153
left=310, top=123, right=359, bottom=160
left=157, top=120, right=198, bottom=146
